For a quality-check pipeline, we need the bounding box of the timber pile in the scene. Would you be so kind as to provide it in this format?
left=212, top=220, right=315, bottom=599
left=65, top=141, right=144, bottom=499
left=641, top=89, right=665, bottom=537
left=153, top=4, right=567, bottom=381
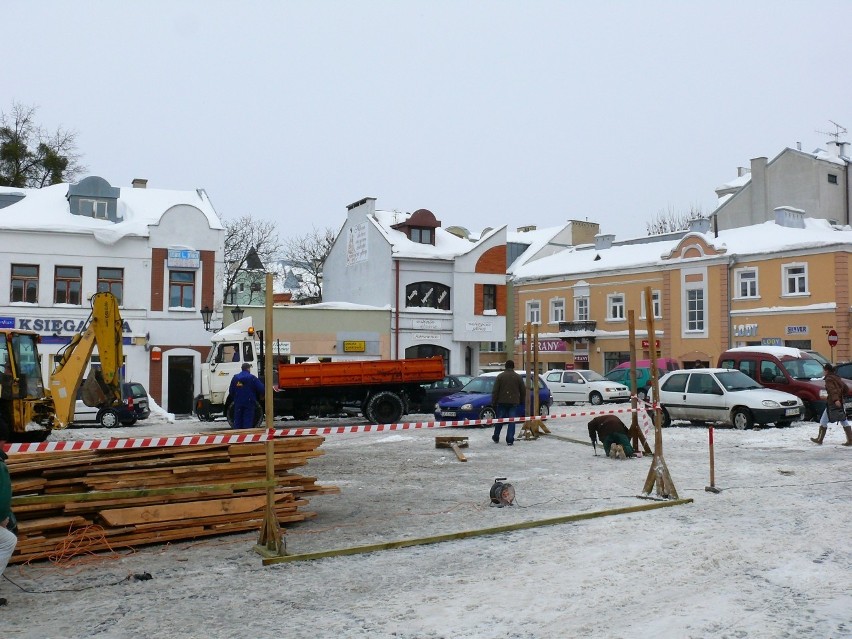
left=7, top=434, right=338, bottom=564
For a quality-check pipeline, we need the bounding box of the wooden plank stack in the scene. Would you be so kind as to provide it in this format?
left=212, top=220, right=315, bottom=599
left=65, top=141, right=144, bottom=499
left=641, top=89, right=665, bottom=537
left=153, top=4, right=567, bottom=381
left=7, top=434, right=338, bottom=564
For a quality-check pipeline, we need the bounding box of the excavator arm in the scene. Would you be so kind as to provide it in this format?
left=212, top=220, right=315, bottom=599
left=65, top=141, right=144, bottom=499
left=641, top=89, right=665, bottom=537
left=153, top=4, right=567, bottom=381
left=49, top=292, right=124, bottom=429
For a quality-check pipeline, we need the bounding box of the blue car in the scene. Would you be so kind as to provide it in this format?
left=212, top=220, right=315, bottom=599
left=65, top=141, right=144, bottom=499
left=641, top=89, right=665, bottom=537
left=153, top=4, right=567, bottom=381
left=434, top=371, right=552, bottom=421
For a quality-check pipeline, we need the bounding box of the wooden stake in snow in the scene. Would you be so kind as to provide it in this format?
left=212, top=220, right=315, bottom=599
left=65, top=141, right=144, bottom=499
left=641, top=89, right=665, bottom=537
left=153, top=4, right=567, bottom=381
left=705, top=426, right=722, bottom=494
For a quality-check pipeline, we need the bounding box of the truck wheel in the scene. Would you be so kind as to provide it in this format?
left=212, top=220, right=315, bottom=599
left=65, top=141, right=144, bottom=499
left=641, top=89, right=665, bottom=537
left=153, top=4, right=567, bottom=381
left=366, top=391, right=404, bottom=424
left=98, top=409, right=120, bottom=428
left=226, top=402, right=264, bottom=428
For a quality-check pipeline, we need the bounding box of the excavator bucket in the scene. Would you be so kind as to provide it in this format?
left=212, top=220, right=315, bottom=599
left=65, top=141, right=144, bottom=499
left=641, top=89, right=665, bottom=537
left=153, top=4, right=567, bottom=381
left=81, top=370, right=110, bottom=407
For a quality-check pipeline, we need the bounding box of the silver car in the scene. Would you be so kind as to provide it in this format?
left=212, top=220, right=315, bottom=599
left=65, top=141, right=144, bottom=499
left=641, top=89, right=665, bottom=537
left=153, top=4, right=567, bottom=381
left=652, top=368, right=803, bottom=429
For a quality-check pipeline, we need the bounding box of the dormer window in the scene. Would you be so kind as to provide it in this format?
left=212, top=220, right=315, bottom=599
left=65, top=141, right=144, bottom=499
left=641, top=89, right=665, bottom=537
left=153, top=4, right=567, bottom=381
left=391, top=208, right=441, bottom=247
left=410, top=227, right=433, bottom=244
left=80, top=198, right=108, bottom=219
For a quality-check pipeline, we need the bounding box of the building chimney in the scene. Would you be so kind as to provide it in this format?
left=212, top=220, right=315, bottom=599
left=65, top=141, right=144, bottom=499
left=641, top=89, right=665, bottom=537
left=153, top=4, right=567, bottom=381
left=594, top=234, right=615, bottom=250
left=750, top=157, right=769, bottom=220
left=516, top=225, right=537, bottom=233
left=737, top=167, right=750, bottom=177
left=774, top=206, right=806, bottom=229
left=688, top=217, right=712, bottom=234
left=132, top=178, right=148, bottom=189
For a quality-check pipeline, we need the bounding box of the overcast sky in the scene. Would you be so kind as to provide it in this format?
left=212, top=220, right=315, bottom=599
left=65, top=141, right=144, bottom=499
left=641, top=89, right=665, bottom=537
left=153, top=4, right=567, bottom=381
left=5, top=1, right=851, bottom=241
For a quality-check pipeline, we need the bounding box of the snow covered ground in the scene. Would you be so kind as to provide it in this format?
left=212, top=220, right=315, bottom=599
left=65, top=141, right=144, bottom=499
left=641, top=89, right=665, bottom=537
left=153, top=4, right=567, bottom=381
left=5, top=411, right=852, bottom=639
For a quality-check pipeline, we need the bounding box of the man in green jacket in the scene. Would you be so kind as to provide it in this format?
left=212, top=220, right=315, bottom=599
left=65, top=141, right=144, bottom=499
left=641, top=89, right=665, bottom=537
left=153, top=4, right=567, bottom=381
left=0, top=440, right=17, bottom=606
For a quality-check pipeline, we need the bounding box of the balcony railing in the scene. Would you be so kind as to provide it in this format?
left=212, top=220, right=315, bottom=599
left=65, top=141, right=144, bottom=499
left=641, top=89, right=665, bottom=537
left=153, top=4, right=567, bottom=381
left=558, top=320, right=597, bottom=333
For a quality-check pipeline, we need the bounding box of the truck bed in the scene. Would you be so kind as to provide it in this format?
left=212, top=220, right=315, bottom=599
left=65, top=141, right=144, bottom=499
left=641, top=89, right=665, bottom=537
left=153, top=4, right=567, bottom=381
left=277, top=357, right=444, bottom=389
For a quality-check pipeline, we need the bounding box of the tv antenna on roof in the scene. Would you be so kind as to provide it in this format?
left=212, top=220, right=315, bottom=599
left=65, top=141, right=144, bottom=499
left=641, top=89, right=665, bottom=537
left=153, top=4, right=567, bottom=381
left=816, top=120, right=847, bottom=142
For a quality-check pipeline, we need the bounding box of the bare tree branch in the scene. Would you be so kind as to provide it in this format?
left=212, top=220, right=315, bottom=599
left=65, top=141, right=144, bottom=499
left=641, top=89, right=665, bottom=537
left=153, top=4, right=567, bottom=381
left=222, top=215, right=283, bottom=305
left=279, top=227, right=336, bottom=304
left=646, top=204, right=705, bottom=235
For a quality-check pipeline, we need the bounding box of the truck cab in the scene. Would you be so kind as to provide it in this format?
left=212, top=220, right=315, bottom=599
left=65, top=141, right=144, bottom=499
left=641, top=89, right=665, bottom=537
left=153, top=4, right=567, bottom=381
left=196, top=318, right=260, bottom=421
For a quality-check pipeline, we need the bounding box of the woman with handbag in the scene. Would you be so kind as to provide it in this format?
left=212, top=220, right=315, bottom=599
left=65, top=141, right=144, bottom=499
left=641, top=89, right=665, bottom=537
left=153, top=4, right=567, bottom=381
left=811, top=363, right=852, bottom=446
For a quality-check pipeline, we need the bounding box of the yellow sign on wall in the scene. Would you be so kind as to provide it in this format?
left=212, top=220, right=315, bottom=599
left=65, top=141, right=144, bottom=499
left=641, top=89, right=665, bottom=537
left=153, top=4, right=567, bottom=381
left=343, top=340, right=366, bottom=352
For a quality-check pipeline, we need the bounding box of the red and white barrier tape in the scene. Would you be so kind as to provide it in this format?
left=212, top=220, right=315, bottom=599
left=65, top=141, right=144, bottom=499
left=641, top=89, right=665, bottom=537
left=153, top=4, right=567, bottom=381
left=4, top=405, right=640, bottom=454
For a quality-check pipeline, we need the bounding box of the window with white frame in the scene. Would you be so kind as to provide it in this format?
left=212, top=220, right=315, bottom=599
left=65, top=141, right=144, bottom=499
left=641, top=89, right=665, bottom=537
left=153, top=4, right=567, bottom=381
left=607, top=293, right=625, bottom=320
left=550, top=298, right=565, bottom=323
left=782, top=263, right=808, bottom=295
left=736, top=268, right=758, bottom=298
left=574, top=296, right=589, bottom=321
left=639, top=290, right=662, bottom=319
left=80, top=198, right=108, bottom=219
left=686, top=288, right=704, bottom=332
left=526, top=300, right=541, bottom=324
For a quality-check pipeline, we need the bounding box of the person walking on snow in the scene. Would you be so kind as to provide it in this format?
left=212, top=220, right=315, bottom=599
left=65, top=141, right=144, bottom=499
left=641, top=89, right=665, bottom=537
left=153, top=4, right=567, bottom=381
left=811, top=362, right=852, bottom=446
left=0, top=442, right=18, bottom=607
left=228, top=362, right=265, bottom=429
left=491, top=360, right=527, bottom=446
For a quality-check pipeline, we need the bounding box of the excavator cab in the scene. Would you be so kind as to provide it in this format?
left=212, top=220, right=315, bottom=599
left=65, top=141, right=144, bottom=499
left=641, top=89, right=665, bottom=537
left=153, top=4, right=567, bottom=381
left=0, top=330, right=54, bottom=442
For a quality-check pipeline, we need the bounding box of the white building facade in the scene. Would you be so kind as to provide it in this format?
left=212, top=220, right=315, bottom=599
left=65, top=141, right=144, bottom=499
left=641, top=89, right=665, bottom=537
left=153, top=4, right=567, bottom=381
left=322, top=197, right=508, bottom=375
left=0, top=176, right=225, bottom=414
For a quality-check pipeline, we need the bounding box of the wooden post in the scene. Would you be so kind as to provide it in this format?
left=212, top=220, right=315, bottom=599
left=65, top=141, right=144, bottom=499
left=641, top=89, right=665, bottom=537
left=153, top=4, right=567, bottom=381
left=626, top=311, right=651, bottom=454
left=256, top=438, right=284, bottom=555
left=641, top=286, right=679, bottom=499
left=705, top=426, right=721, bottom=493
left=255, top=273, right=285, bottom=557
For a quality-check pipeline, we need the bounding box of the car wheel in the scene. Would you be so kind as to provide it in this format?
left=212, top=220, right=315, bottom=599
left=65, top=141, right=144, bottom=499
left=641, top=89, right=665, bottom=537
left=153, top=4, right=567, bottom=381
left=660, top=407, right=671, bottom=428
left=589, top=391, right=604, bottom=405
left=98, top=409, right=119, bottom=428
left=121, top=417, right=138, bottom=426
left=637, top=388, right=648, bottom=402
left=479, top=407, right=497, bottom=420
left=732, top=407, right=753, bottom=430
left=775, top=420, right=793, bottom=428
left=539, top=403, right=550, bottom=417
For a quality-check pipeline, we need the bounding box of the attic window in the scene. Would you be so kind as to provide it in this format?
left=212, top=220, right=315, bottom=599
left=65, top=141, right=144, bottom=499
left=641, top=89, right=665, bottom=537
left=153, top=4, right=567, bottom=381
left=828, top=174, right=838, bottom=184
left=80, top=198, right=108, bottom=219
left=410, top=227, right=433, bottom=244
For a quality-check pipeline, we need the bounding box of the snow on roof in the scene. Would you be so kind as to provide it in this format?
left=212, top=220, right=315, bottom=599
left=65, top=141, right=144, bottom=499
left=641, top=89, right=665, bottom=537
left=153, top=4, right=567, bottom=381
left=0, top=180, right=222, bottom=245
left=506, top=225, right=569, bottom=272
left=512, top=217, right=852, bottom=281
left=723, top=345, right=815, bottom=359
left=370, top=209, right=491, bottom=259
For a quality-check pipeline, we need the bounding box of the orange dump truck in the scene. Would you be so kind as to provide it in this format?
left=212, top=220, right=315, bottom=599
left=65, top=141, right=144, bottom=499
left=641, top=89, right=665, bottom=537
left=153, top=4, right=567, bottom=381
left=195, top=319, right=445, bottom=426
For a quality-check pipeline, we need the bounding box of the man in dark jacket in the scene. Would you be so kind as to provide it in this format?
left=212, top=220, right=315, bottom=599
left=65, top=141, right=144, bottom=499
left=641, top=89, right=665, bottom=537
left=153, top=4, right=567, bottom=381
left=491, top=360, right=527, bottom=446
left=228, top=363, right=266, bottom=429
left=588, top=415, right=634, bottom=457
left=0, top=442, right=17, bottom=606
left=812, top=363, right=852, bottom=446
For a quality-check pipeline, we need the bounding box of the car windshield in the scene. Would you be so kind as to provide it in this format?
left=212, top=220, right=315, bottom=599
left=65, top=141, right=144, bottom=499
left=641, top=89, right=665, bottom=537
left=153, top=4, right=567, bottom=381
left=715, top=370, right=762, bottom=391
left=579, top=370, right=605, bottom=382
left=461, top=376, right=496, bottom=394
left=782, top=358, right=825, bottom=380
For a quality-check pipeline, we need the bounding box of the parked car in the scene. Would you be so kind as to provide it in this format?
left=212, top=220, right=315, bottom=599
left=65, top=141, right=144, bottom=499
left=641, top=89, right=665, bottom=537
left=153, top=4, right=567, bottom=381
left=803, top=350, right=831, bottom=367
left=651, top=368, right=803, bottom=429
left=434, top=372, right=552, bottom=421
left=73, top=382, right=151, bottom=427
left=410, top=374, right=473, bottom=413
left=718, top=346, right=852, bottom=421
left=604, top=358, right=680, bottom=401
left=544, top=369, right=630, bottom=405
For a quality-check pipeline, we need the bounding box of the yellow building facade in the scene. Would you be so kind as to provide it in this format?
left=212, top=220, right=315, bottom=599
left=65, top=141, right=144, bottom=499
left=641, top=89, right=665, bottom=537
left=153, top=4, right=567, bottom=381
left=512, top=217, right=851, bottom=373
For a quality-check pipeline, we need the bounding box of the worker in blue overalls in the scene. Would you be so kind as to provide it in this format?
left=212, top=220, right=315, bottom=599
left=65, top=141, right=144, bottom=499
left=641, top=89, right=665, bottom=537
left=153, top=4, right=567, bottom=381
left=228, top=362, right=265, bottom=429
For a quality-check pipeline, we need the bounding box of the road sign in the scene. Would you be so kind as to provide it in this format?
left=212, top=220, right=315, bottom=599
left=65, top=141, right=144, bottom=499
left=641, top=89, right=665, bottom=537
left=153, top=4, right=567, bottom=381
left=828, top=329, right=839, bottom=347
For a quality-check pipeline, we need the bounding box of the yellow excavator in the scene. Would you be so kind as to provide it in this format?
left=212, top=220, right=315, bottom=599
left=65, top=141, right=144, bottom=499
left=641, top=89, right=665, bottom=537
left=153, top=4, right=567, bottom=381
left=0, top=292, right=124, bottom=442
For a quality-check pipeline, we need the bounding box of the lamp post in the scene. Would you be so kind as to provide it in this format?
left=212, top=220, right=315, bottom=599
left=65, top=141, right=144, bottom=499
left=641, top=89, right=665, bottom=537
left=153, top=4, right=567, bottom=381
left=231, top=305, right=245, bottom=323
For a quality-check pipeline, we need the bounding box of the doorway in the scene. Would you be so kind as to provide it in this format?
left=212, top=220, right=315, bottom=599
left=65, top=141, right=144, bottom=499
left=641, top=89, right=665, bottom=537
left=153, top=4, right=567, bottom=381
left=167, top=355, right=195, bottom=415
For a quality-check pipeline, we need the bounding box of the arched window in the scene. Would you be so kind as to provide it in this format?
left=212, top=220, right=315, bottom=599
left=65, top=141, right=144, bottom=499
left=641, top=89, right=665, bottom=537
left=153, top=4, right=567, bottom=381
left=405, top=281, right=450, bottom=310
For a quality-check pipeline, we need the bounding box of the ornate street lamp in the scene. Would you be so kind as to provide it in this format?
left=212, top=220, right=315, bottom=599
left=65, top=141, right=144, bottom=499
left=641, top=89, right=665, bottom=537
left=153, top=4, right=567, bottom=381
left=231, top=305, right=245, bottom=323
left=200, top=305, right=214, bottom=331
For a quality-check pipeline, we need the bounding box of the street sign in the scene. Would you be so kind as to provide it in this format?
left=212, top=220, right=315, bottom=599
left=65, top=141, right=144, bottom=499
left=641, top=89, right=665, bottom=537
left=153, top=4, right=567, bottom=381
left=828, top=329, right=839, bottom=348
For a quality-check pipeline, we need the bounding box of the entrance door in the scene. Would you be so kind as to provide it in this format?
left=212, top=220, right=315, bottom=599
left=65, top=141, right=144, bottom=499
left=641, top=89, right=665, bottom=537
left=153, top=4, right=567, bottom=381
left=167, top=355, right=195, bottom=415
